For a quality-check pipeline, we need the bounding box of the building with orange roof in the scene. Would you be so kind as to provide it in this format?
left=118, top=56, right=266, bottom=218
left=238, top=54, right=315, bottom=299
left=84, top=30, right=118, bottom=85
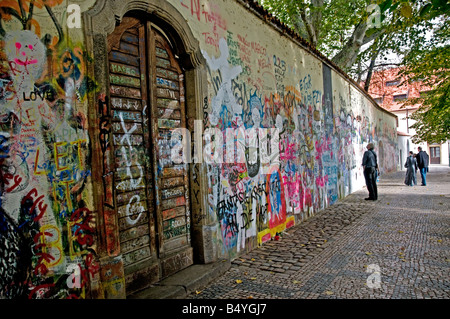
left=366, top=67, right=449, bottom=169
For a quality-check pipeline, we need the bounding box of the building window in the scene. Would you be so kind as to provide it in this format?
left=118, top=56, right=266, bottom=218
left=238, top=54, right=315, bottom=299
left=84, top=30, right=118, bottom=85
left=393, top=94, right=408, bottom=101
left=411, top=77, right=424, bottom=83
left=386, top=79, right=400, bottom=86
left=430, top=146, right=440, bottom=157
left=374, top=97, right=383, bottom=104
left=429, top=146, right=441, bottom=164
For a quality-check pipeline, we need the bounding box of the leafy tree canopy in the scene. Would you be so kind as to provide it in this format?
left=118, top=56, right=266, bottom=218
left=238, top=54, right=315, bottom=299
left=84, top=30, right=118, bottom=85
left=400, top=9, right=449, bottom=143
left=258, top=0, right=450, bottom=143
left=258, top=0, right=448, bottom=72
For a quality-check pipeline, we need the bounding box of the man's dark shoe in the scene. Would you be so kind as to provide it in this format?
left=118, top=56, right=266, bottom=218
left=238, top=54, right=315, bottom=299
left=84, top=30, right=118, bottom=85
left=365, top=197, right=375, bottom=200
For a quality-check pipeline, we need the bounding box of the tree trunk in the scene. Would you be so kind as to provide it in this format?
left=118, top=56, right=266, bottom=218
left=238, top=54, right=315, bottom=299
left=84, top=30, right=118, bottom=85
left=331, top=22, right=368, bottom=71
left=364, top=56, right=376, bottom=92
left=293, top=0, right=324, bottom=48
left=331, top=20, right=384, bottom=71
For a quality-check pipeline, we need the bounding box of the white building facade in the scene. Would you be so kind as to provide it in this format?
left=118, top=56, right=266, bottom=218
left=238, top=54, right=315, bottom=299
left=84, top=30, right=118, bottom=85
left=394, top=107, right=449, bottom=170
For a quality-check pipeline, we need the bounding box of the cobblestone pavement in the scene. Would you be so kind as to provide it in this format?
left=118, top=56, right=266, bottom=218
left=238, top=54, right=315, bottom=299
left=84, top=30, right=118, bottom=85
left=189, top=166, right=450, bottom=299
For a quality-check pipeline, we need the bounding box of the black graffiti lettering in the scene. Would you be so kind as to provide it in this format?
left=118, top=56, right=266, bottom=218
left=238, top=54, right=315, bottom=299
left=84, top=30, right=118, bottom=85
left=22, top=88, right=54, bottom=102
left=223, top=210, right=238, bottom=238
left=203, top=96, right=209, bottom=127
left=240, top=208, right=254, bottom=230
left=193, top=188, right=200, bottom=205
left=98, top=95, right=114, bottom=208
left=211, top=72, right=222, bottom=96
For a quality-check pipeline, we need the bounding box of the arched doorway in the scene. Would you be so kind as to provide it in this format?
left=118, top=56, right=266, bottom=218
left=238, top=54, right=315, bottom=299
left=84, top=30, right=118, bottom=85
left=106, top=15, right=193, bottom=294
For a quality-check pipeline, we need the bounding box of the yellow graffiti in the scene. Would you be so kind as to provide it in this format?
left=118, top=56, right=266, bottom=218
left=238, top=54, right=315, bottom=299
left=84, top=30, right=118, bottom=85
left=39, top=224, right=64, bottom=268
left=33, top=147, right=46, bottom=175
left=103, top=278, right=126, bottom=297
left=54, top=141, right=69, bottom=171
left=257, top=215, right=294, bottom=245
left=52, top=180, right=74, bottom=213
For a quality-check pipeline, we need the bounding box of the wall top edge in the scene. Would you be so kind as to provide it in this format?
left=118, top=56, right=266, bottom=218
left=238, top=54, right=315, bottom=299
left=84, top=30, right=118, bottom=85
left=236, top=0, right=397, bottom=119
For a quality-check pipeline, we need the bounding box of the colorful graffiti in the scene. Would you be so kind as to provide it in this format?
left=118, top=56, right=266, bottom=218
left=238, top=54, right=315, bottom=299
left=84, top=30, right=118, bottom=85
left=0, top=0, right=399, bottom=298
left=0, top=1, right=97, bottom=299
left=200, top=30, right=397, bottom=258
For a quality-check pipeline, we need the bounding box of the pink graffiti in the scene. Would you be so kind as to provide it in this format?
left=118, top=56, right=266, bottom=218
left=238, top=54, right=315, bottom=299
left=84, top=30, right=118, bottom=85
left=280, top=141, right=296, bottom=161
left=315, top=136, right=332, bottom=160
left=12, top=41, right=39, bottom=74
left=282, top=174, right=301, bottom=207
left=14, top=57, right=38, bottom=66
left=316, top=175, right=329, bottom=188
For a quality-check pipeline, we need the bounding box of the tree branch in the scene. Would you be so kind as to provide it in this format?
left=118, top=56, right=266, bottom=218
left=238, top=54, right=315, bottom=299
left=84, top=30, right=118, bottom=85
left=310, top=0, right=324, bottom=44
left=331, top=21, right=368, bottom=70
left=362, top=28, right=386, bottom=45
left=297, top=4, right=316, bottom=46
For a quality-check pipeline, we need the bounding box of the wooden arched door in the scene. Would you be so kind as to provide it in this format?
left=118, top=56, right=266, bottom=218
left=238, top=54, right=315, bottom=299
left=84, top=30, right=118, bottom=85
left=107, top=16, right=192, bottom=294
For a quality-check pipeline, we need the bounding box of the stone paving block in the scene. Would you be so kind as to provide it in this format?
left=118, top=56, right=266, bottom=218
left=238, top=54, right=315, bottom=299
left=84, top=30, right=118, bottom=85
left=189, top=166, right=450, bottom=300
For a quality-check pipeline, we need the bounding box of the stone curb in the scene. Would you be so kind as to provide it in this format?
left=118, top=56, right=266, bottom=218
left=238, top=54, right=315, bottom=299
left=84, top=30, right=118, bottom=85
left=128, top=259, right=231, bottom=299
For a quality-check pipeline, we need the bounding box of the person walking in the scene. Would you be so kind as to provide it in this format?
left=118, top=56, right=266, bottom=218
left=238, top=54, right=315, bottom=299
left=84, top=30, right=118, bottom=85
left=362, top=143, right=378, bottom=200
left=416, top=146, right=429, bottom=186
left=404, top=151, right=417, bottom=186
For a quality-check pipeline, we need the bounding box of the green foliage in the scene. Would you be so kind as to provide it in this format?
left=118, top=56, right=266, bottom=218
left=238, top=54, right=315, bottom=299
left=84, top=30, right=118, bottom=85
left=257, top=1, right=448, bottom=70
left=401, top=19, right=450, bottom=143
left=258, top=0, right=450, bottom=144
left=259, top=0, right=377, bottom=56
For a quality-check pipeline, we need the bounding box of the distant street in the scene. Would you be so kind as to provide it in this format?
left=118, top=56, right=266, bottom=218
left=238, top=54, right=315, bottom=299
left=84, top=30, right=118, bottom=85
left=189, top=166, right=450, bottom=299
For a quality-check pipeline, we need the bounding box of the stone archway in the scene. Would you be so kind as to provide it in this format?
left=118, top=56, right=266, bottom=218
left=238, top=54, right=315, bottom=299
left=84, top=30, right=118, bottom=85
left=83, top=0, right=210, bottom=297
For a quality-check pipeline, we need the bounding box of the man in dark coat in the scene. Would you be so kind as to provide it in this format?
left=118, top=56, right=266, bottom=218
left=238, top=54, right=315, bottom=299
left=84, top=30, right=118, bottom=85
left=362, top=143, right=378, bottom=200
left=416, top=146, right=429, bottom=186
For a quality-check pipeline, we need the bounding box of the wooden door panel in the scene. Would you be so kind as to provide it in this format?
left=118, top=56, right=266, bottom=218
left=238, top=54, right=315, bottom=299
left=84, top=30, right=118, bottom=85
left=149, top=27, right=191, bottom=256
left=106, top=18, right=193, bottom=293
left=107, top=18, right=156, bottom=291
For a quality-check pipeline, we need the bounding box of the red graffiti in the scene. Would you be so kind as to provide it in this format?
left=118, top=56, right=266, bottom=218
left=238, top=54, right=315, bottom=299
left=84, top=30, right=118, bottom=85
left=22, top=188, right=48, bottom=222
left=32, top=231, right=55, bottom=276
left=70, top=207, right=95, bottom=246
left=28, top=283, right=55, bottom=299
left=181, top=0, right=201, bottom=21
left=3, top=173, right=22, bottom=192
left=80, top=253, right=99, bottom=286
left=7, top=61, right=19, bottom=76
left=67, top=253, right=99, bottom=290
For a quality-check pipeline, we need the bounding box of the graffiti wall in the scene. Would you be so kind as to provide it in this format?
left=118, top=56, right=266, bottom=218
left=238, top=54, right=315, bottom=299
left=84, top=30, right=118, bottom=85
left=0, top=0, right=100, bottom=299
left=172, top=0, right=397, bottom=258
left=0, top=0, right=398, bottom=298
